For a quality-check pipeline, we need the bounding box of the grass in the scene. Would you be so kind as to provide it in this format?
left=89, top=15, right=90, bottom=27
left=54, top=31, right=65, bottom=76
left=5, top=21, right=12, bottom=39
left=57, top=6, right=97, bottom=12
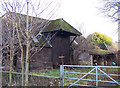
left=30, top=68, right=97, bottom=86
left=31, top=67, right=95, bottom=77
left=30, top=67, right=120, bottom=86
left=31, top=67, right=119, bottom=78
left=1, top=67, right=119, bottom=87
left=31, top=69, right=87, bottom=86
left=31, top=69, right=60, bottom=78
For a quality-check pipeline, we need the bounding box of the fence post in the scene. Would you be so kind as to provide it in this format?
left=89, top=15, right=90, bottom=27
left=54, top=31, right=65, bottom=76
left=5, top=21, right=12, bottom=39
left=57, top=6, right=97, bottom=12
left=0, top=67, right=4, bottom=87
left=60, top=65, right=64, bottom=87
left=96, top=66, right=98, bottom=87
left=0, top=18, right=2, bottom=88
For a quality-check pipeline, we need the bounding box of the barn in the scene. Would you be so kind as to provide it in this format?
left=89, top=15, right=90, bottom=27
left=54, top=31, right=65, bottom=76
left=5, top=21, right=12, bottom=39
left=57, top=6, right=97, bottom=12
left=0, top=13, right=81, bottom=71
left=71, top=36, right=118, bottom=66
left=17, top=18, right=81, bottom=71
left=89, top=49, right=117, bottom=66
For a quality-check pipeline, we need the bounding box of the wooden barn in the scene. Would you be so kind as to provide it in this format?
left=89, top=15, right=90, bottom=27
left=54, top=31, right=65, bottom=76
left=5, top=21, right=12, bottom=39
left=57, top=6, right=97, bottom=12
left=0, top=13, right=81, bottom=71
left=89, top=49, right=117, bottom=66
left=71, top=35, right=118, bottom=66
left=18, top=19, right=81, bottom=71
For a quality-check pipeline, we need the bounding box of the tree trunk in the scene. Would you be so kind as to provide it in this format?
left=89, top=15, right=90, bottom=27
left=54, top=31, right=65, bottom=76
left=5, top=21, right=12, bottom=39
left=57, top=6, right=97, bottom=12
left=25, top=42, right=30, bottom=86
left=9, top=35, right=14, bottom=86
left=21, top=48, right=24, bottom=86
left=25, top=1, right=29, bottom=86
left=16, top=23, right=24, bottom=86
left=9, top=18, right=15, bottom=86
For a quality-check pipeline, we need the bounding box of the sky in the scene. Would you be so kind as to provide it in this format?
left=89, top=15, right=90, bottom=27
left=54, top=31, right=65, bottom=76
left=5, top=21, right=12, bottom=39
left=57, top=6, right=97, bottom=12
left=0, top=0, right=118, bottom=42
left=61, top=0, right=118, bottom=42
left=55, top=0, right=118, bottom=42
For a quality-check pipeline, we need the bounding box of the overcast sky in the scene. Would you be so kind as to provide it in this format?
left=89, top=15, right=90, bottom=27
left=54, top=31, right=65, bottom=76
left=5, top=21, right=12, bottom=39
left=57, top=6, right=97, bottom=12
left=52, top=0, right=118, bottom=42
left=60, top=0, right=118, bottom=42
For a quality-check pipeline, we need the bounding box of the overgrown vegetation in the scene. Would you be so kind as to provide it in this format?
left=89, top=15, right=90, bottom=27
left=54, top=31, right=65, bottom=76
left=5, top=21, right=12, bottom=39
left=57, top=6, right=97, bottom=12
left=87, top=32, right=113, bottom=50
left=88, top=49, right=110, bottom=55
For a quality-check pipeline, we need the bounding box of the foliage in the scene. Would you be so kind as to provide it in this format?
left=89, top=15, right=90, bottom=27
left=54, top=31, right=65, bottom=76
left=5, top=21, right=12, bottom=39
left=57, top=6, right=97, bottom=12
left=88, top=49, right=110, bottom=55
left=94, top=45, right=100, bottom=49
left=87, top=32, right=113, bottom=50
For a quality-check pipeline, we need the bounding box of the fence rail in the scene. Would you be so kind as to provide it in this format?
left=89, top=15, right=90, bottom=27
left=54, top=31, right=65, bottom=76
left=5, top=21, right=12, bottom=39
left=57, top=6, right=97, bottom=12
left=60, top=65, right=120, bottom=88
left=0, top=67, right=60, bottom=86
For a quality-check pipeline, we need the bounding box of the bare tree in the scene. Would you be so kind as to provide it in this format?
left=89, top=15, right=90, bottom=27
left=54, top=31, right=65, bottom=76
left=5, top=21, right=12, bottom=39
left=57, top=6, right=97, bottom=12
left=0, top=0, right=61, bottom=86
left=100, top=0, right=120, bottom=65
left=100, top=0, right=120, bottom=21
left=100, top=0, right=120, bottom=43
left=16, top=22, right=24, bottom=86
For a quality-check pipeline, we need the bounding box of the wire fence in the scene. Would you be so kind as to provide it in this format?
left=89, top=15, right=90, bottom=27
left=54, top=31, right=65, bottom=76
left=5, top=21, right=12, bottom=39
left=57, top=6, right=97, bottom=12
left=0, top=69, right=60, bottom=87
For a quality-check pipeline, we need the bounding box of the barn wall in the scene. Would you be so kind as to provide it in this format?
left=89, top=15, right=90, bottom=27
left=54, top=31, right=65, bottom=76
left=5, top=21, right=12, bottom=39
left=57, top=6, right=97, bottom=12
left=77, top=52, right=91, bottom=65
left=16, top=47, right=52, bottom=71
left=106, top=55, right=114, bottom=66
left=97, top=58, right=104, bottom=66
left=107, top=58, right=113, bottom=66
left=51, top=34, right=70, bottom=66
left=92, top=54, right=116, bottom=66
left=1, top=19, right=11, bottom=71
left=29, top=47, right=52, bottom=71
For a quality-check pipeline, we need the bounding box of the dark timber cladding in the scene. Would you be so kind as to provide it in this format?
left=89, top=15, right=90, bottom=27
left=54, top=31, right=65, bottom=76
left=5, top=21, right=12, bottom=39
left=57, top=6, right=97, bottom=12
left=1, top=12, right=82, bottom=71
left=51, top=30, right=70, bottom=66
left=41, top=18, right=81, bottom=66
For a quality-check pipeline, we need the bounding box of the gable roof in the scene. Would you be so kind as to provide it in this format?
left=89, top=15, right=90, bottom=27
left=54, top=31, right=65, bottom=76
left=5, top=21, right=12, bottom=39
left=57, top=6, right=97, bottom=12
left=1, top=12, right=82, bottom=47
left=41, top=18, right=81, bottom=36
left=2, top=12, right=81, bottom=36
left=88, top=49, right=113, bottom=55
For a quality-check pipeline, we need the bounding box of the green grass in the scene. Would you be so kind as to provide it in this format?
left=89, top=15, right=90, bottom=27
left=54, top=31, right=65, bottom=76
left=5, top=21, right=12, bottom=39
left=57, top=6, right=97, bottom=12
left=31, top=67, right=120, bottom=86
left=31, top=68, right=96, bottom=86
left=31, top=69, right=88, bottom=86
left=31, top=69, right=60, bottom=78
left=30, top=67, right=119, bottom=79
left=31, top=67, right=95, bottom=78
left=108, top=68, right=119, bottom=72
left=2, top=67, right=119, bottom=87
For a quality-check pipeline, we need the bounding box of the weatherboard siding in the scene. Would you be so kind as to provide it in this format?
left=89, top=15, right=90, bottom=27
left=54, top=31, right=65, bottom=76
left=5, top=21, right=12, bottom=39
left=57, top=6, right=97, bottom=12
left=51, top=34, right=70, bottom=66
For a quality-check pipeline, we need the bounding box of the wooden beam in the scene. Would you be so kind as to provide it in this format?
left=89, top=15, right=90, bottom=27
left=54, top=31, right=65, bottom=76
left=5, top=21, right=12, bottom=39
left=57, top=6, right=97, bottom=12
left=90, top=55, right=93, bottom=66
left=70, top=36, right=77, bottom=46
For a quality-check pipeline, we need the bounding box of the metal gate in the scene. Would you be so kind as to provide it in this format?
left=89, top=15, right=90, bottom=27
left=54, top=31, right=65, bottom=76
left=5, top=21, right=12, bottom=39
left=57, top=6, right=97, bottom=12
left=60, top=65, right=120, bottom=88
